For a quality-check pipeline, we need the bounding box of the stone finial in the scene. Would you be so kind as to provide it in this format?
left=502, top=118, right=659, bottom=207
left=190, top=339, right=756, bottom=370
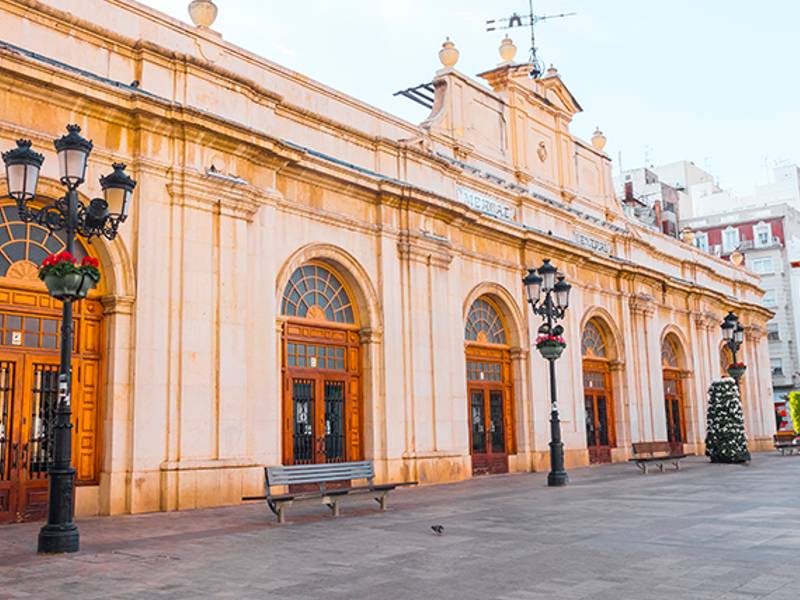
left=188, top=0, right=218, bottom=28
left=730, top=250, right=744, bottom=267
left=499, top=36, right=517, bottom=64
left=438, top=38, right=460, bottom=68
left=591, top=126, right=607, bottom=151
left=546, top=64, right=558, bottom=76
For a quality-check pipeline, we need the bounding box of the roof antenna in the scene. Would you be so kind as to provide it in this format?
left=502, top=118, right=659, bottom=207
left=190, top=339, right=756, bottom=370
left=486, top=1, right=576, bottom=79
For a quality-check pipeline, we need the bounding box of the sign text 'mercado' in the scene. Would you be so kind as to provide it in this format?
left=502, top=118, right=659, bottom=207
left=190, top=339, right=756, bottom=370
left=456, top=187, right=515, bottom=221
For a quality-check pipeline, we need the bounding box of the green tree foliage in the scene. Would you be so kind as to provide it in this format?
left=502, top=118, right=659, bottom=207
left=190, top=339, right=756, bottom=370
left=706, top=378, right=750, bottom=463
left=789, top=391, right=800, bottom=433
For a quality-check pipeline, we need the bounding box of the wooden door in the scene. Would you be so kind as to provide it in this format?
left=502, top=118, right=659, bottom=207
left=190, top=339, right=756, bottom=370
left=17, top=355, right=61, bottom=522
left=584, top=368, right=613, bottom=464
left=0, top=354, right=62, bottom=523
left=663, top=374, right=685, bottom=454
left=469, top=386, right=509, bottom=476
left=584, top=391, right=612, bottom=464
left=287, top=374, right=349, bottom=465
left=0, top=357, right=19, bottom=523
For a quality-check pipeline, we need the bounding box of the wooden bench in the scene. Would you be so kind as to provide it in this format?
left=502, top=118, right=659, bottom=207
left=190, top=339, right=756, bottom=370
left=774, top=434, right=800, bottom=456
left=629, top=442, right=689, bottom=473
left=245, top=461, right=416, bottom=524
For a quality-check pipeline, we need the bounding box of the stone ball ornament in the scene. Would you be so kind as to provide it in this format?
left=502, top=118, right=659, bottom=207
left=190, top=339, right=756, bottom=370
left=188, top=0, right=218, bottom=28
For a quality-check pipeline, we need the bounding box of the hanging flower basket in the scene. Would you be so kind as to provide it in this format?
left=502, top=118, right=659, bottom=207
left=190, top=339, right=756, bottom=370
left=536, top=335, right=566, bottom=360
left=727, top=363, right=746, bottom=380
left=39, top=253, right=100, bottom=301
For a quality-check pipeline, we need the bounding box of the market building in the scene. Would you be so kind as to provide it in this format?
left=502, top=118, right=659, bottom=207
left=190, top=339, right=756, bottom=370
left=0, top=0, right=775, bottom=523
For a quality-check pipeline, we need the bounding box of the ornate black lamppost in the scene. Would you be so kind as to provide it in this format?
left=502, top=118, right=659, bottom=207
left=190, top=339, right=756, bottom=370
left=2, top=126, right=135, bottom=553
left=523, top=259, right=571, bottom=487
left=721, top=311, right=746, bottom=383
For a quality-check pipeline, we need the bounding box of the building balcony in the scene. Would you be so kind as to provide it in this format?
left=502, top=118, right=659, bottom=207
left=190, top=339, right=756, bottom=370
left=739, top=237, right=783, bottom=252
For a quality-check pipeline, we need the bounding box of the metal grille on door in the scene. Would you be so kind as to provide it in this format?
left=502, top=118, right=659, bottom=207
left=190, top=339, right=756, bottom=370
left=28, top=365, right=58, bottom=478
left=0, top=361, right=14, bottom=511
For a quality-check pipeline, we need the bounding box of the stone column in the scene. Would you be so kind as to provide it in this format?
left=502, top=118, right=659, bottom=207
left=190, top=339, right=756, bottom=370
left=99, top=296, right=135, bottom=516
left=628, top=294, right=656, bottom=441
left=690, top=312, right=715, bottom=448
left=396, top=234, right=456, bottom=482
left=509, top=348, right=531, bottom=464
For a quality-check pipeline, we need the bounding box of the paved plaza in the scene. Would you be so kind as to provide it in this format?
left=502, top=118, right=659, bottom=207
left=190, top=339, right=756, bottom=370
left=1, top=452, right=798, bottom=599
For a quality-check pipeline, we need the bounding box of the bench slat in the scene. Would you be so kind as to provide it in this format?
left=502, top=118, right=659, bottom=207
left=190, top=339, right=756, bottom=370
left=266, top=461, right=375, bottom=487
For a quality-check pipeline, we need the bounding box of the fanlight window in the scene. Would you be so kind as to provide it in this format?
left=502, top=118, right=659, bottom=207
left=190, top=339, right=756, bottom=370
left=465, top=298, right=507, bottom=345
left=0, top=204, right=87, bottom=278
left=581, top=321, right=607, bottom=358
left=281, top=264, right=355, bottom=324
left=662, top=337, right=680, bottom=369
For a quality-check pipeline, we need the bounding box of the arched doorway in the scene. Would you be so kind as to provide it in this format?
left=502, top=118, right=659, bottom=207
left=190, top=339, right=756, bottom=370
left=280, top=263, right=362, bottom=466
left=0, top=204, right=104, bottom=524
left=581, top=320, right=615, bottom=464
left=662, top=335, right=686, bottom=454
left=464, top=296, right=514, bottom=476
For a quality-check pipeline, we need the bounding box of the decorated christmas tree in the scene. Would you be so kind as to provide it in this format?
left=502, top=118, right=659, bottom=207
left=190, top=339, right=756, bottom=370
left=705, top=378, right=751, bottom=463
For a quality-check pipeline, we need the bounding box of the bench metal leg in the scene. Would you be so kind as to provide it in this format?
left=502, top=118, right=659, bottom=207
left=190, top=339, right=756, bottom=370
left=658, top=463, right=664, bottom=473
left=268, top=499, right=290, bottom=524
left=674, top=461, right=680, bottom=470
left=326, top=500, right=340, bottom=517
left=374, top=493, right=387, bottom=511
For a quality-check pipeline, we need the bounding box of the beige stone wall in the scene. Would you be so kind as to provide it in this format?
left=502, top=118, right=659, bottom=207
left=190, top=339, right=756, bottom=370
left=0, top=0, right=775, bottom=517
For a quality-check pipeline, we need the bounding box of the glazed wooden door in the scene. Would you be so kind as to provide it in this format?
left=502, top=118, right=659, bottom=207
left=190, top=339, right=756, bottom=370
left=663, top=375, right=685, bottom=454
left=469, top=386, right=509, bottom=476
left=0, top=357, right=19, bottom=523
left=584, top=391, right=611, bottom=464
left=17, top=355, right=61, bottom=522
left=584, top=369, right=613, bottom=464
left=289, top=375, right=348, bottom=465
left=0, top=354, right=61, bottom=523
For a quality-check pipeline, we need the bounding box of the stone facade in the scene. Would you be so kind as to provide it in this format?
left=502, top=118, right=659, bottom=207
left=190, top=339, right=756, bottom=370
left=0, top=0, right=775, bottom=518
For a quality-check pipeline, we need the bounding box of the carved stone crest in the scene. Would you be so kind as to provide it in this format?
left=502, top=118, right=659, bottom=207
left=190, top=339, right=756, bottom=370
left=537, top=141, right=548, bottom=162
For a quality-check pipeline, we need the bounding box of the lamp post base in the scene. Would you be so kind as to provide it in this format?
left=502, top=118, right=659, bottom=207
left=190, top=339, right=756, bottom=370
left=547, top=470, right=569, bottom=487
left=547, top=438, right=569, bottom=487
left=38, top=523, right=79, bottom=554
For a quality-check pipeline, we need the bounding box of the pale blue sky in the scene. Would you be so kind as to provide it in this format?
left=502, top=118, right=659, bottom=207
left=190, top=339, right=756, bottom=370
left=142, top=0, right=800, bottom=195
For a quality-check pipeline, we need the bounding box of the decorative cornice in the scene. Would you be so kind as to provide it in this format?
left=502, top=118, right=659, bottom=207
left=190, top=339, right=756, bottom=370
left=628, top=293, right=656, bottom=317
left=744, top=324, right=766, bottom=342
left=397, top=232, right=453, bottom=269
left=359, top=327, right=384, bottom=344
left=693, top=311, right=718, bottom=331
left=166, top=172, right=280, bottom=221
left=510, top=348, right=530, bottom=360
left=101, top=295, right=134, bottom=316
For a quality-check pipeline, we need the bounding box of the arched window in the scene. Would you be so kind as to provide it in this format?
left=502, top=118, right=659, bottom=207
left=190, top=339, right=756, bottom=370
left=465, top=298, right=507, bottom=345
left=662, top=337, right=680, bottom=368
left=0, top=204, right=87, bottom=277
left=281, top=264, right=355, bottom=324
left=581, top=321, right=607, bottom=358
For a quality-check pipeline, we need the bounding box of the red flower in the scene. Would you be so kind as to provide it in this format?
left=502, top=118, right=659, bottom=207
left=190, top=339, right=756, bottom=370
left=81, top=256, right=99, bottom=268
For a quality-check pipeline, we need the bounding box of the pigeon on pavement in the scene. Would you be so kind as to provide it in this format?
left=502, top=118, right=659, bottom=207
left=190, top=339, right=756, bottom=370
left=431, top=525, right=445, bottom=536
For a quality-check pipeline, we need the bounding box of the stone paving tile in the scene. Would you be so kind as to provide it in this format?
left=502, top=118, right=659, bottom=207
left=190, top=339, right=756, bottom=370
left=1, top=453, right=799, bottom=599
